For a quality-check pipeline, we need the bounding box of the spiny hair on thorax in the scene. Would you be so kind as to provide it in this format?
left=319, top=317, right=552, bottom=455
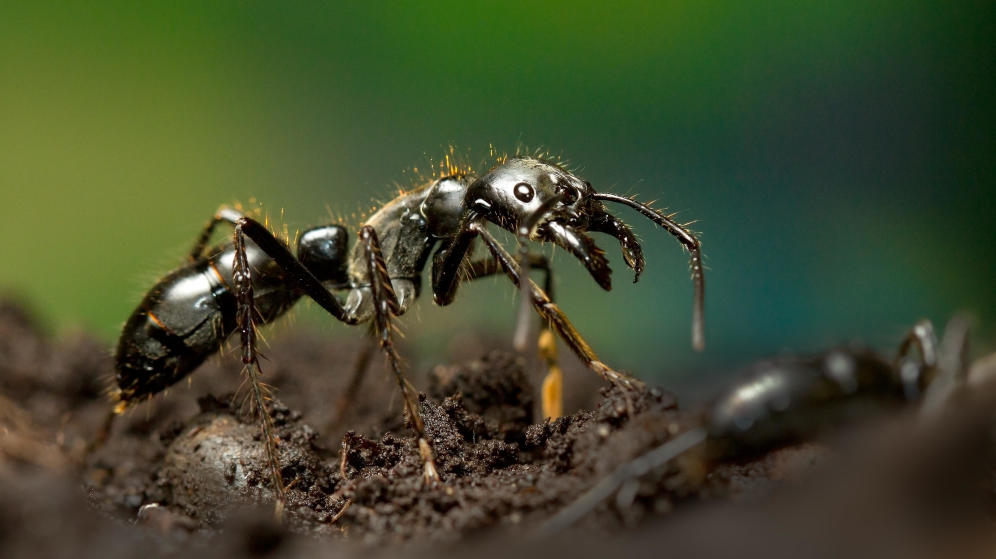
left=511, top=144, right=574, bottom=173
left=225, top=146, right=578, bottom=234
left=394, top=145, right=479, bottom=195
left=393, top=144, right=577, bottom=196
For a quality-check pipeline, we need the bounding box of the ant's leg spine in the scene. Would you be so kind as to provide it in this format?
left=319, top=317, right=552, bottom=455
left=358, top=225, right=440, bottom=485
left=232, top=223, right=286, bottom=510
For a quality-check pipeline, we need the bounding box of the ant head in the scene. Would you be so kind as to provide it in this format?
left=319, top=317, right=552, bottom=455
left=466, top=157, right=618, bottom=290
left=466, top=158, right=595, bottom=233
left=297, top=225, right=349, bottom=285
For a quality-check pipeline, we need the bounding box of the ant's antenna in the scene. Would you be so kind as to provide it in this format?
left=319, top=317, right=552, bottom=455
left=593, top=193, right=705, bottom=351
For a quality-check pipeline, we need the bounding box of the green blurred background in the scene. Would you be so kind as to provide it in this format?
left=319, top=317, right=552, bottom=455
left=1, top=2, right=993, bottom=384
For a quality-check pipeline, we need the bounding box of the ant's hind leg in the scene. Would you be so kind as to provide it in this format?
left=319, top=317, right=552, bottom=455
left=82, top=409, right=118, bottom=459
left=232, top=223, right=287, bottom=510
left=227, top=216, right=368, bottom=504
left=327, top=338, right=376, bottom=434
left=357, top=225, right=441, bottom=485
left=189, top=206, right=246, bottom=261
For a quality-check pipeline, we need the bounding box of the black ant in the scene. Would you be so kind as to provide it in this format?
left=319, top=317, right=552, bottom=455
left=108, top=154, right=706, bottom=504
left=541, top=317, right=974, bottom=532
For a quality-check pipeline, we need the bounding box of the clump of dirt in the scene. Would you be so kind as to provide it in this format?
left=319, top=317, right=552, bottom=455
left=0, top=297, right=701, bottom=545
left=121, top=350, right=688, bottom=543
left=2, top=298, right=995, bottom=558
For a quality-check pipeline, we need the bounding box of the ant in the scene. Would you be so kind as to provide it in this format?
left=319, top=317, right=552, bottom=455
left=108, top=153, right=706, bottom=505
left=540, top=316, right=975, bottom=532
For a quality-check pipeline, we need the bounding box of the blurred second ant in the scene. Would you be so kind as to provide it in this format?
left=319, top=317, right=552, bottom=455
left=542, top=316, right=978, bottom=532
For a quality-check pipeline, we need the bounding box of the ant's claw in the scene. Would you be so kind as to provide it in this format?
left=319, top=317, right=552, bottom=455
left=592, top=360, right=645, bottom=392
left=419, top=438, right=443, bottom=488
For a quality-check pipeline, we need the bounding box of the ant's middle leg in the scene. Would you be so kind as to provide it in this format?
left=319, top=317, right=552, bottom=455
left=237, top=216, right=443, bottom=486
left=464, top=256, right=565, bottom=419
left=468, top=222, right=643, bottom=392
left=356, top=225, right=441, bottom=485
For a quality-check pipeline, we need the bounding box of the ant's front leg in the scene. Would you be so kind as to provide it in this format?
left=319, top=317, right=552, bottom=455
left=470, top=223, right=643, bottom=392
left=433, top=225, right=585, bottom=417
left=463, top=256, right=565, bottom=419
left=432, top=219, right=643, bottom=393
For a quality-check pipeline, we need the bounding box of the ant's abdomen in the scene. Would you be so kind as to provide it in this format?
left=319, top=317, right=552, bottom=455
left=113, top=262, right=237, bottom=408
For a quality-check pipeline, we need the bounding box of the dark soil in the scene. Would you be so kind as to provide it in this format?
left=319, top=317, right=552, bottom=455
left=2, top=298, right=995, bottom=558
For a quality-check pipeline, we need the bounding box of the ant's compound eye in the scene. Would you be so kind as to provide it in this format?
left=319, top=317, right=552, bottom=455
left=557, top=183, right=579, bottom=204
left=513, top=182, right=535, bottom=203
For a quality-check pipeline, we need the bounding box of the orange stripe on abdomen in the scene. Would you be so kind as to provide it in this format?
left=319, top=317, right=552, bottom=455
left=146, top=311, right=173, bottom=334
left=208, top=261, right=230, bottom=288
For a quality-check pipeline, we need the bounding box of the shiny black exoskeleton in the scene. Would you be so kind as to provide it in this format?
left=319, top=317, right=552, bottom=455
left=114, top=217, right=350, bottom=406
left=112, top=155, right=706, bottom=489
